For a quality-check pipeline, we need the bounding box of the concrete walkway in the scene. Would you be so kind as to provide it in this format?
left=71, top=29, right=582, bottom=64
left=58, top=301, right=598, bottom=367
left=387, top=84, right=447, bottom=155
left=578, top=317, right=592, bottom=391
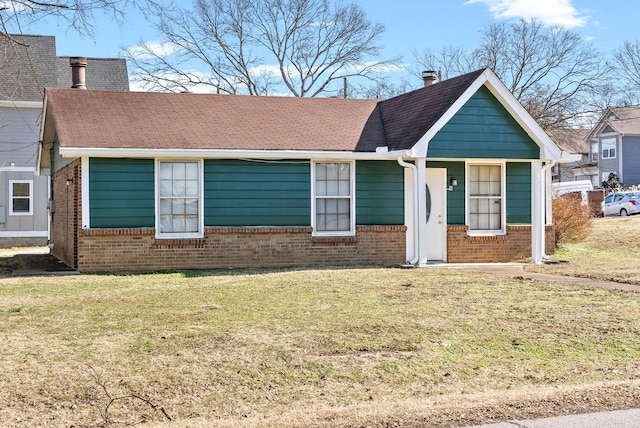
left=445, top=263, right=640, bottom=293
left=467, top=408, right=640, bottom=427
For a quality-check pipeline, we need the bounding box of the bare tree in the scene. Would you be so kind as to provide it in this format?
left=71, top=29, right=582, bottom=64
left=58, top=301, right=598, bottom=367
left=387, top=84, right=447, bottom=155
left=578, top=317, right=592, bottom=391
left=126, top=0, right=396, bottom=96
left=0, top=0, right=167, bottom=39
left=413, top=19, right=610, bottom=131
left=612, top=40, right=640, bottom=105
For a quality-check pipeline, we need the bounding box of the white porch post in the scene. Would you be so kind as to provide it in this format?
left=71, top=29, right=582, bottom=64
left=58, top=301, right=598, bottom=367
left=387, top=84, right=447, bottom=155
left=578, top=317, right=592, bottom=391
left=416, top=157, right=429, bottom=266
left=531, top=160, right=544, bottom=264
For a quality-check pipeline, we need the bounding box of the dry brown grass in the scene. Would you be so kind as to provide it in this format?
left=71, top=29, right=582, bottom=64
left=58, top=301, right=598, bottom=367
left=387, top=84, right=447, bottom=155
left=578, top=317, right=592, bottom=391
left=529, top=215, right=640, bottom=284
left=1, top=256, right=639, bottom=427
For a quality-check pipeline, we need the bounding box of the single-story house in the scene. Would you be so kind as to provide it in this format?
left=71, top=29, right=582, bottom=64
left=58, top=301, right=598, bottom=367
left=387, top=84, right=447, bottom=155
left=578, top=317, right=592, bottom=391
left=38, top=68, right=575, bottom=273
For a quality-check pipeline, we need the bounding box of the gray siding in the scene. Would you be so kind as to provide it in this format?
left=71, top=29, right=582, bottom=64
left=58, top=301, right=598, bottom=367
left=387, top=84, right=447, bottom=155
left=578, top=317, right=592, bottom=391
left=0, top=170, right=48, bottom=234
left=598, top=135, right=620, bottom=185
left=0, top=105, right=48, bottom=238
left=622, top=136, right=640, bottom=186
left=0, top=106, right=41, bottom=167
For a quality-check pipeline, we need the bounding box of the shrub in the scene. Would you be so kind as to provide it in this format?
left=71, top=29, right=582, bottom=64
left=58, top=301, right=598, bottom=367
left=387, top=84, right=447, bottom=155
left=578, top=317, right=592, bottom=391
left=552, top=194, right=593, bottom=247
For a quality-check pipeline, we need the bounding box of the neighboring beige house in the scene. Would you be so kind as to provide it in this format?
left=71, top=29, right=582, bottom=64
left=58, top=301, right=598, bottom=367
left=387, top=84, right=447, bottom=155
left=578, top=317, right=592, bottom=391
left=549, top=128, right=597, bottom=185
left=0, top=34, right=129, bottom=247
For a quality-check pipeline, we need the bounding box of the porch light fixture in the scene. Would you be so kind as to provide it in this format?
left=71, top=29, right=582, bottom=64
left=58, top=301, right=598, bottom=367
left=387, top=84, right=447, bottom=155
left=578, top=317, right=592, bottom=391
left=448, top=177, right=458, bottom=192
left=66, top=178, right=74, bottom=185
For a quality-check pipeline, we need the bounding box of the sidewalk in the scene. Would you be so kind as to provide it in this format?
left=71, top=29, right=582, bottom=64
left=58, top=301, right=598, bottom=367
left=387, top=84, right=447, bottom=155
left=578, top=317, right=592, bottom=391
left=468, top=408, right=640, bottom=427
left=445, top=263, right=640, bottom=293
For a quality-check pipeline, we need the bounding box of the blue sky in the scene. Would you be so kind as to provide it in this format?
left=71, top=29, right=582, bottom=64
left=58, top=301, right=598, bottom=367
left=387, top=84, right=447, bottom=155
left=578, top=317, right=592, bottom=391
left=23, top=0, right=640, bottom=90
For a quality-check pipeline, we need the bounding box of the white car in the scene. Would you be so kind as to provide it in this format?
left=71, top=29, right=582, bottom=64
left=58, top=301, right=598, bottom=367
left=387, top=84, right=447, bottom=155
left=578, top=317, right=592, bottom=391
left=604, top=192, right=640, bottom=216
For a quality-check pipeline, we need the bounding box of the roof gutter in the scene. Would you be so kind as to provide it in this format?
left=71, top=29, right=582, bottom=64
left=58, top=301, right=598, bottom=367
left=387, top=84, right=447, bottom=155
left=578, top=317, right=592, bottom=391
left=57, top=147, right=409, bottom=160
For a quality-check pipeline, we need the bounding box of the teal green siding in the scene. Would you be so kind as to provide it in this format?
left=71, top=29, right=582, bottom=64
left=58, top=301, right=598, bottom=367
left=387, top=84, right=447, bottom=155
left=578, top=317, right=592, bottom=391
left=428, top=161, right=532, bottom=226
left=356, top=161, right=404, bottom=225
left=204, top=159, right=310, bottom=226
left=427, top=162, right=466, bottom=225
left=428, top=86, right=540, bottom=159
left=89, top=158, right=155, bottom=228
left=506, top=162, right=532, bottom=224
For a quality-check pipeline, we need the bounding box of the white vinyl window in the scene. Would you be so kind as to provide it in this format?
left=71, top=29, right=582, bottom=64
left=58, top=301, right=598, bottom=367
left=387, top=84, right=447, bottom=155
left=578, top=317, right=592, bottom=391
left=591, top=142, right=599, bottom=163
left=9, top=180, right=32, bottom=216
left=602, top=138, right=616, bottom=159
left=312, top=161, right=355, bottom=236
left=156, top=160, right=203, bottom=238
left=467, top=163, right=505, bottom=234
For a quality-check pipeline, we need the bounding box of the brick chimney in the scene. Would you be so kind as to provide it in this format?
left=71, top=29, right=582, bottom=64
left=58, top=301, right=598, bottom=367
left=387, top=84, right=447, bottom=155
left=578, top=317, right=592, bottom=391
left=421, top=70, right=438, bottom=87
left=70, top=57, right=88, bottom=89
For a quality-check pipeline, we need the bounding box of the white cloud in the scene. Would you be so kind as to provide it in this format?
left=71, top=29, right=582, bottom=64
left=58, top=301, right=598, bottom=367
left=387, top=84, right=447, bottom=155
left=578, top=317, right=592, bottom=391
left=464, top=0, right=589, bottom=28
left=125, top=40, right=184, bottom=60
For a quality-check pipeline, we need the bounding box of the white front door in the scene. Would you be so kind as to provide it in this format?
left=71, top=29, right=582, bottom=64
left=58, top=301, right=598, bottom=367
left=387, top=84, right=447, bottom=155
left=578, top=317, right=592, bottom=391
left=426, top=168, right=447, bottom=261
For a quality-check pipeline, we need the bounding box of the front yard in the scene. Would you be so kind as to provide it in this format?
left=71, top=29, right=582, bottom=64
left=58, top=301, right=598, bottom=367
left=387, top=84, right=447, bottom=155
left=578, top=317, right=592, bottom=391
left=0, top=217, right=639, bottom=427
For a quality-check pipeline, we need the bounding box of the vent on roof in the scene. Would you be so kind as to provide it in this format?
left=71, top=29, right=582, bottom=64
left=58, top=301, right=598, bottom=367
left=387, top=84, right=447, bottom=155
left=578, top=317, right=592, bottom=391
left=421, top=70, right=438, bottom=87
left=70, top=57, right=88, bottom=89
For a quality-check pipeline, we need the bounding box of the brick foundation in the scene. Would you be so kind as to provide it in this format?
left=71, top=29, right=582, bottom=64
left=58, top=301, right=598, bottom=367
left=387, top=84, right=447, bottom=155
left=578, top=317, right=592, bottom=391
left=77, top=225, right=407, bottom=273
left=447, top=225, right=555, bottom=263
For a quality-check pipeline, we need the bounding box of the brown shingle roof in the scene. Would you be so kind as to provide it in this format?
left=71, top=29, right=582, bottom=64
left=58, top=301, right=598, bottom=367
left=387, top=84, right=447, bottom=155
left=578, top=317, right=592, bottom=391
left=46, top=89, right=381, bottom=151
left=44, top=68, right=487, bottom=153
left=608, top=106, right=640, bottom=135
left=368, top=69, right=486, bottom=151
left=548, top=128, right=589, bottom=154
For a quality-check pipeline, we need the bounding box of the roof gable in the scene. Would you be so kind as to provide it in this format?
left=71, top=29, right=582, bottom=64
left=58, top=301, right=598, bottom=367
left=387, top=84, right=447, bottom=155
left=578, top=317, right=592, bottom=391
left=588, top=106, right=640, bottom=139
left=428, top=86, right=540, bottom=159
left=409, top=68, right=562, bottom=160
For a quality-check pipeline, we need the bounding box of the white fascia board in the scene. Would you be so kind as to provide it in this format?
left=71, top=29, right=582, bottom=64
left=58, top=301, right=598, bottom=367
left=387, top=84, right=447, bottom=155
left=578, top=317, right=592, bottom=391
left=58, top=147, right=411, bottom=161
left=0, top=231, right=48, bottom=237
left=0, top=100, right=43, bottom=109
left=557, top=153, right=583, bottom=163
left=481, top=71, right=562, bottom=161
left=0, top=166, right=36, bottom=172
left=410, top=75, right=486, bottom=158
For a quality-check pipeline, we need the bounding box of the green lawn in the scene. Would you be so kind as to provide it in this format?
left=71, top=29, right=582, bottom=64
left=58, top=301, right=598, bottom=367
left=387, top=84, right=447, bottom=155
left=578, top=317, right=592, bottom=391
left=1, top=248, right=639, bottom=427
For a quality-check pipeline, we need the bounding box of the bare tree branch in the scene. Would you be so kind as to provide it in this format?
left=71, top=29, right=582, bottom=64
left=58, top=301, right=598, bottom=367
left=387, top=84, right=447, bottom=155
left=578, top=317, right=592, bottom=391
left=413, top=19, right=611, bottom=130
left=127, top=0, right=397, bottom=96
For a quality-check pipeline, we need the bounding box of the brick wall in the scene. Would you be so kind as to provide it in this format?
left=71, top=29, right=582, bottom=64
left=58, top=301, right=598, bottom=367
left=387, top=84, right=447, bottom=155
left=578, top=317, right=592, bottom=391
left=447, top=225, right=555, bottom=263
left=77, top=225, right=407, bottom=273
left=50, top=160, right=80, bottom=268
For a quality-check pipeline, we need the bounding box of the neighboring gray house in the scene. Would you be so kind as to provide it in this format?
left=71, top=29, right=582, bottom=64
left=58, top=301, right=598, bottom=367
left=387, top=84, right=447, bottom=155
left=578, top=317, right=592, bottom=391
left=587, top=106, right=640, bottom=188
left=0, top=34, right=129, bottom=247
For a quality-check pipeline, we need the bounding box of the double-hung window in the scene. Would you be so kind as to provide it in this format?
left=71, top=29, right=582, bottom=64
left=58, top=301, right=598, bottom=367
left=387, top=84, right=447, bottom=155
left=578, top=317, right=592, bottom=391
left=467, top=163, right=504, bottom=234
left=156, top=160, right=203, bottom=238
left=602, top=138, right=616, bottom=159
left=312, top=161, right=355, bottom=236
left=9, top=180, right=32, bottom=216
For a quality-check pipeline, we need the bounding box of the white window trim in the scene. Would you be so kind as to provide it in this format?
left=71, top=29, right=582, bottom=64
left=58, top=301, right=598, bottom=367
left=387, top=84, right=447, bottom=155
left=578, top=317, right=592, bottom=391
left=601, top=137, right=616, bottom=159
left=9, top=180, right=33, bottom=216
left=154, top=159, right=204, bottom=239
left=311, top=160, right=356, bottom=237
left=465, top=161, right=506, bottom=236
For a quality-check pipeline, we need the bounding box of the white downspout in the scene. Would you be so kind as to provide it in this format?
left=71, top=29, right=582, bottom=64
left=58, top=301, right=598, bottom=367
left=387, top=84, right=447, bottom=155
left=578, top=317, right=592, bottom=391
left=397, top=156, right=419, bottom=265
left=541, top=160, right=556, bottom=260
